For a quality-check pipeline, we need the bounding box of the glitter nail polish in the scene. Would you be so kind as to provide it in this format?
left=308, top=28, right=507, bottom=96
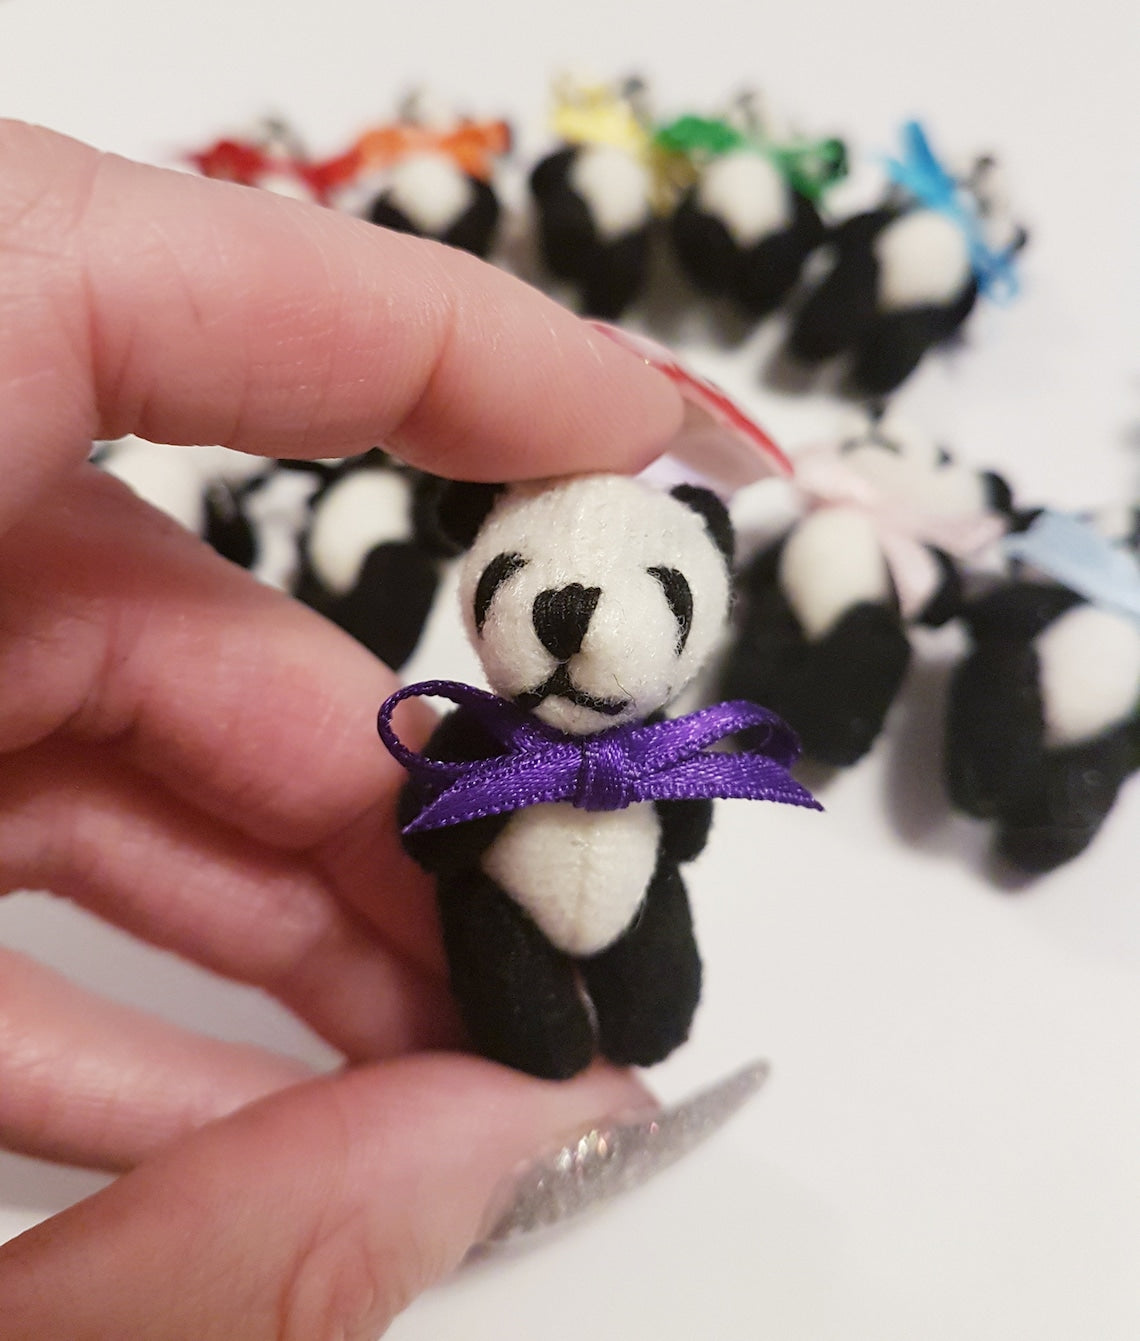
left=481, top=1059, right=769, bottom=1244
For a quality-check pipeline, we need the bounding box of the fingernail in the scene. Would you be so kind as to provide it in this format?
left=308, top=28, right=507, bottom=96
left=479, top=1059, right=769, bottom=1245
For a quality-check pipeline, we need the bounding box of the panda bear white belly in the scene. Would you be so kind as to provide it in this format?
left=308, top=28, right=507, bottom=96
left=778, top=506, right=892, bottom=640
left=481, top=800, right=662, bottom=957
left=875, top=210, right=972, bottom=311
left=1035, top=604, right=1140, bottom=748
left=567, top=144, right=653, bottom=241
left=386, top=153, right=475, bottom=235
left=696, top=150, right=790, bottom=248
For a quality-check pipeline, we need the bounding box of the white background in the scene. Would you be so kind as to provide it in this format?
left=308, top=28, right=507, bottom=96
left=1, top=0, right=1138, bottom=1336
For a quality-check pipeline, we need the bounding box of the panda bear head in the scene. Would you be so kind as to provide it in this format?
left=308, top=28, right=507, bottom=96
left=443, top=474, right=734, bottom=735
left=836, top=409, right=1014, bottom=521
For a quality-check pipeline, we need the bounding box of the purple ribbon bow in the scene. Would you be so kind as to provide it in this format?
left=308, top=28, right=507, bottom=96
left=378, top=679, right=821, bottom=832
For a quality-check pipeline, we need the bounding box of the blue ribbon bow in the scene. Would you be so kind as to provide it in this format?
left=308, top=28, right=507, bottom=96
left=885, top=120, right=1020, bottom=302
left=1004, top=511, right=1140, bottom=622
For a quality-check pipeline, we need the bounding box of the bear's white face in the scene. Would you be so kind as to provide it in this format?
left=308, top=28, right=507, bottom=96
left=459, top=475, right=732, bottom=735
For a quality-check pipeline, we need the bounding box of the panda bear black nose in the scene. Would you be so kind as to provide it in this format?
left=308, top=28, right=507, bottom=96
left=533, top=584, right=601, bottom=661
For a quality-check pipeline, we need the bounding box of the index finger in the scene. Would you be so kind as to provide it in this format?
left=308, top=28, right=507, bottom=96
left=0, top=120, right=683, bottom=538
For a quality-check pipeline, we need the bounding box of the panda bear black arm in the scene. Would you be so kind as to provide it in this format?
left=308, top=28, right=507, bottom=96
left=937, top=276, right=980, bottom=337
left=735, top=539, right=783, bottom=594
left=301, top=541, right=439, bottom=671
left=960, top=583, right=1085, bottom=642
left=202, top=481, right=257, bottom=569
left=994, top=727, right=1136, bottom=874
left=440, top=177, right=500, bottom=258
left=653, top=798, right=714, bottom=865
left=528, top=145, right=576, bottom=198
left=849, top=307, right=957, bottom=396
left=825, top=207, right=899, bottom=249
left=668, top=189, right=742, bottom=297
left=736, top=221, right=819, bottom=320
left=914, top=547, right=964, bottom=627
left=787, top=244, right=881, bottom=363
left=396, top=708, right=514, bottom=873
left=580, top=228, right=651, bottom=320
left=944, top=639, right=1048, bottom=817
left=982, top=471, right=1016, bottom=518
left=367, top=198, right=420, bottom=239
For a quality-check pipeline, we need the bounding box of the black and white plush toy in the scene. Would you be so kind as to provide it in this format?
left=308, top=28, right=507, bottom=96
left=385, top=473, right=815, bottom=1080
left=96, top=440, right=445, bottom=671
left=662, top=97, right=842, bottom=319
left=528, top=80, right=657, bottom=318
left=325, top=92, right=509, bottom=259
left=207, top=450, right=447, bottom=670
left=93, top=436, right=268, bottom=569
left=946, top=508, right=1140, bottom=873
left=786, top=122, right=1027, bottom=396
left=669, top=147, right=827, bottom=318
left=720, top=413, right=1014, bottom=766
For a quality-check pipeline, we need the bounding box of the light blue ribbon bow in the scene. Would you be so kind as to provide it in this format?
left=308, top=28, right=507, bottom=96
left=885, top=120, right=1020, bottom=303
left=1004, top=511, right=1140, bottom=623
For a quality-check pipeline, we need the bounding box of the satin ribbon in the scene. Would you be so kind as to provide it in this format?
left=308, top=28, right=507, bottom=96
left=653, top=115, right=847, bottom=202
left=1004, top=511, right=1140, bottom=622
left=885, top=120, right=1020, bottom=302
left=792, top=448, right=1007, bottom=620
left=378, top=680, right=821, bottom=833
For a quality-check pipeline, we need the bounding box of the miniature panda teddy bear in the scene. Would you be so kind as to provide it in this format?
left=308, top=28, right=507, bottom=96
left=528, top=77, right=658, bottom=319
left=785, top=122, right=1028, bottom=396
left=381, top=472, right=816, bottom=1080
left=329, top=91, right=510, bottom=259
left=664, top=93, right=844, bottom=320
left=95, top=439, right=446, bottom=671
left=945, top=507, right=1140, bottom=873
left=719, top=411, right=1015, bottom=766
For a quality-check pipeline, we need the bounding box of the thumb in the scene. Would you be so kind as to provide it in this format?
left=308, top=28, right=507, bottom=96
left=0, top=1055, right=651, bottom=1339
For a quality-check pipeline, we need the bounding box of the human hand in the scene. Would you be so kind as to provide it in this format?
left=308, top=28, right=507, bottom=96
left=0, top=119, right=702, bottom=1337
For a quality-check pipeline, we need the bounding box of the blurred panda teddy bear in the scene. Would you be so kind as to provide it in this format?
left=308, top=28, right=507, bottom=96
left=719, top=408, right=1016, bottom=766
left=93, top=437, right=446, bottom=670
left=946, top=506, right=1140, bottom=873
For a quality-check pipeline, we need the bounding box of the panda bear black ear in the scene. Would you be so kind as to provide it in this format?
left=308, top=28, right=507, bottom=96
left=414, top=477, right=505, bottom=556
left=670, top=485, right=734, bottom=566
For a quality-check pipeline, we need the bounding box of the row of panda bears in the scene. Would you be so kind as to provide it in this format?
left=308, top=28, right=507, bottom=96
left=136, top=90, right=1137, bottom=878
left=190, top=85, right=1027, bottom=398
left=93, top=408, right=1140, bottom=880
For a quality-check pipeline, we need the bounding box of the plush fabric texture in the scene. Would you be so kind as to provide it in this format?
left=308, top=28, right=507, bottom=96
left=396, top=475, right=737, bottom=1079
left=947, top=580, right=1140, bottom=872
left=529, top=145, right=653, bottom=318
left=721, top=419, right=1012, bottom=766
left=787, top=205, right=980, bottom=395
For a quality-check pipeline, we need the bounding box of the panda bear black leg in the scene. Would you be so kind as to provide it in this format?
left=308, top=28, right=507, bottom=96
left=786, top=253, right=879, bottom=364
left=721, top=566, right=911, bottom=767
left=296, top=540, right=440, bottom=671
left=436, top=869, right=595, bottom=1081
left=846, top=309, right=954, bottom=397
left=735, top=227, right=821, bottom=320
left=944, top=641, right=1047, bottom=819
left=581, top=862, right=701, bottom=1068
left=994, top=729, right=1136, bottom=874
left=368, top=175, right=500, bottom=259
left=529, top=146, right=652, bottom=318
left=202, top=481, right=257, bottom=570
